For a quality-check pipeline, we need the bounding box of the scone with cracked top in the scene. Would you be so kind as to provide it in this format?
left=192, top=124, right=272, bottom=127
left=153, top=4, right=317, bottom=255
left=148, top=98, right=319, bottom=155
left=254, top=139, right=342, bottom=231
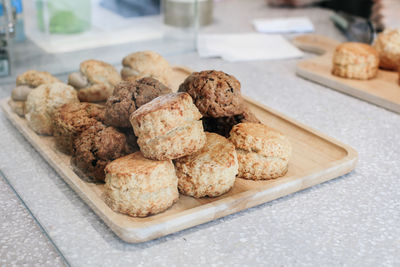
left=373, top=29, right=400, bottom=70
left=178, top=70, right=243, bottom=117
left=53, top=102, right=106, bottom=154
left=229, top=122, right=291, bottom=180
left=121, top=51, right=172, bottom=86
left=10, top=70, right=60, bottom=117
left=104, top=152, right=179, bottom=217
left=72, top=124, right=134, bottom=182
left=25, top=82, right=79, bottom=135
left=332, top=42, right=379, bottom=80
left=68, top=59, right=121, bottom=102
left=105, top=78, right=171, bottom=128
left=175, top=132, right=238, bottom=198
left=130, top=92, right=206, bottom=160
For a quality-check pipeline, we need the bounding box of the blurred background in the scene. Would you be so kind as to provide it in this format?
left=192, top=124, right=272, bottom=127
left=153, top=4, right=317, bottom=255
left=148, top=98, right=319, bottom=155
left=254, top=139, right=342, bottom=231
left=0, top=0, right=399, bottom=85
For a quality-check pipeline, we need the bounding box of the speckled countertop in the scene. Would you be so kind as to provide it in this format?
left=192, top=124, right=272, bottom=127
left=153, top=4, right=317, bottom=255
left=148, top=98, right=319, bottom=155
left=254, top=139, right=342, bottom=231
left=1, top=0, right=399, bottom=266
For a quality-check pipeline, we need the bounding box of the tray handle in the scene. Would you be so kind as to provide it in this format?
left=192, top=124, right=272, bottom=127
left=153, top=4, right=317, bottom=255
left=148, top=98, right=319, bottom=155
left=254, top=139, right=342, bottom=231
left=292, top=34, right=340, bottom=55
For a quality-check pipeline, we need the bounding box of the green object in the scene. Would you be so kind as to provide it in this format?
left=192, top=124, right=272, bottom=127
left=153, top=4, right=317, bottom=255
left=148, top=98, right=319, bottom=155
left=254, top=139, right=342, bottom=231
left=36, top=0, right=91, bottom=34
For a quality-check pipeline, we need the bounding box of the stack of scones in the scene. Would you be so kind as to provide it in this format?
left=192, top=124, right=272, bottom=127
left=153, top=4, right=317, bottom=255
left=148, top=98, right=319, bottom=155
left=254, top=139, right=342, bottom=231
left=9, top=51, right=292, bottom=217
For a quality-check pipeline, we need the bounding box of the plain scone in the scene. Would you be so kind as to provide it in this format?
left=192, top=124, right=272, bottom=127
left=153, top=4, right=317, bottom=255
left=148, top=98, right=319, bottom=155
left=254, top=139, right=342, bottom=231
left=53, top=102, right=106, bottom=154
left=25, top=82, right=79, bottom=135
left=10, top=70, right=60, bottom=117
left=68, top=59, right=121, bottom=102
left=373, top=29, right=400, bottom=70
left=104, top=152, right=179, bottom=217
left=175, top=132, right=238, bottom=198
left=332, top=42, right=379, bottom=80
left=229, top=122, right=291, bottom=180
left=121, top=51, right=172, bottom=86
left=130, top=92, right=206, bottom=160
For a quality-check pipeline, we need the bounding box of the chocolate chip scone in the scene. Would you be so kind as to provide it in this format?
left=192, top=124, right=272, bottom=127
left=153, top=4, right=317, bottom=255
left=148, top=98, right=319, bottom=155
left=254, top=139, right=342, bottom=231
left=105, top=78, right=172, bottom=128
left=202, top=105, right=261, bottom=137
left=178, top=70, right=243, bottom=117
left=72, top=124, right=134, bottom=182
left=53, top=102, right=106, bottom=154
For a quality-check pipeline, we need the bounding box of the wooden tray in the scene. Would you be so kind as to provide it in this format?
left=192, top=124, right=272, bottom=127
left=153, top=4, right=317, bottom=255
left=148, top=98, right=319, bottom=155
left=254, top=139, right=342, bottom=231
left=1, top=95, right=357, bottom=243
left=293, top=34, right=400, bottom=113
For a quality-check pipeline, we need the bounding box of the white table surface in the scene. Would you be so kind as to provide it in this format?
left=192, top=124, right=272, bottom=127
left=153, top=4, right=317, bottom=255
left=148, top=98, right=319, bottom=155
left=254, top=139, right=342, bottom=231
left=0, top=0, right=399, bottom=266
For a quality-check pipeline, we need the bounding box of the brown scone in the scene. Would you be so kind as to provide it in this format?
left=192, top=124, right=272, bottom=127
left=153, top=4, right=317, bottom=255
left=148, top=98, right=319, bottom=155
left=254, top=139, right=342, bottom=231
left=178, top=70, right=243, bottom=117
left=72, top=124, right=134, bottom=182
left=118, top=127, right=140, bottom=152
left=202, top=105, right=260, bottom=137
left=373, top=29, right=400, bottom=70
left=104, top=78, right=171, bottom=128
left=53, top=102, right=106, bottom=154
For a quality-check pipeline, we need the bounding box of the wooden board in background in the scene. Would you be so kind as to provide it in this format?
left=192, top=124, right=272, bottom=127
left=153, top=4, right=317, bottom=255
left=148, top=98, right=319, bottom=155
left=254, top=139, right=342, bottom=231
left=1, top=96, right=357, bottom=243
left=293, top=34, right=400, bottom=113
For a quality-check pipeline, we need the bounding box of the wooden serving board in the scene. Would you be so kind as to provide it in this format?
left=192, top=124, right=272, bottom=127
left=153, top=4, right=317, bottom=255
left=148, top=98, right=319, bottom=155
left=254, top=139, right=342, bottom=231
left=293, top=34, right=400, bottom=113
left=1, top=95, right=357, bottom=243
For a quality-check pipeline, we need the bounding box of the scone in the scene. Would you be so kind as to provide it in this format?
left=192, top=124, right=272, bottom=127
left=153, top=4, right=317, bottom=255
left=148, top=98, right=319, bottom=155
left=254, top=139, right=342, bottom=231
left=229, top=123, right=291, bottom=180
left=53, top=102, right=106, bottom=154
left=104, top=152, right=179, bottom=217
left=373, top=29, right=400, bottom=70
left=105, top=78, right=172, bottom=128
left=25, top=83, right=79, bottom=135
left=175, top=132, right=238, bottom=198
left=10, top=70, right=60, bottom=117
left=178, top=70, right=243, bottom=117
left=121, top=51, right=172, bottom=86
left=130, top=92, right=206, bottom=160
left=202, top=105, right=260, bottom=137
left=332, top=42, right=379, bottom=80
left=72, top=124, right=134, bottom=182
left=68, top=59, right=121, bottom=102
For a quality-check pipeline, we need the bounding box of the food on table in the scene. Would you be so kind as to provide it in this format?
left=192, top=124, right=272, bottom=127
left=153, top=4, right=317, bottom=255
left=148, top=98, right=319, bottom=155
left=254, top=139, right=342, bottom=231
left=68, top=59, right=121, bottom=102
left=25, top=82, right=79, bottom=135
left=178, top=70, right=243, bottom=117
left=104, top=78, right=171, bottom=128
left=332, top=42, right=379, bottom=80
left=72, top=123, right=134, bottom=182
left=104, top=152, right=179, bottom=217
left=373, top=29, right=400, bottom=71
left=130, top=92, right=206, bottom=160
left=121, top=51, right=172, bottom=86
left=175, top=132, right=238, bottom=198
left=202, top=104, right=260, bottom=137
left=10, top=70, right=60, bottom=117
left=229, top=122, right=291, bottom=180
left=53, top=102, right=106, bottom=154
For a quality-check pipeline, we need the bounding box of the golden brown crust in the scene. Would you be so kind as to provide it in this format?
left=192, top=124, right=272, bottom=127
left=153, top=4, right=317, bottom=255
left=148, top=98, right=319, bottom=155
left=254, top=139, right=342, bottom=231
left=332, top=42, right=379, bottom=80
left=16, top=70, right=60, bottom=87
left=53, top=102, right=106, bottom=154
left=373, top=29, right=400, bottom=71
left=104, top=152, right=179, bottom=217
left=229, top=123, right=291, bottom=180
left=8, top=99, right=25, bottom=117
left=175, top=132, right=238, bottom=198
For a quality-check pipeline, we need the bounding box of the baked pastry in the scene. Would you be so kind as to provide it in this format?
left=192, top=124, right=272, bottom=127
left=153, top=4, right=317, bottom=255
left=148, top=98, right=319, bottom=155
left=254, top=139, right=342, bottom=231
left=121, top=51, right=172, bottom=86
left=68, top=59, right=121, bottom=102
left=53, top=102, right=106, bottom=154
left=25, top=83, right=79, bottom=135
left=332, top=42, right=379, bottom=80
left=178, top=70, right=243, bottom=117
left=202, top=105, right=260, bottom=137
left=10, top=70, right=60, bottom=117
left=130, top=92, right=206, bottom=160
left=175, top=132, right=238, bottom=198
left=229, top=122, right=291, bottom=180
left=105, top=78, right=171, bottom=128
left=373, top=29, right=400, bottom=70
left=72, top=124, right=134, bottom=182
left=104, top=152, right=179, bottom=217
